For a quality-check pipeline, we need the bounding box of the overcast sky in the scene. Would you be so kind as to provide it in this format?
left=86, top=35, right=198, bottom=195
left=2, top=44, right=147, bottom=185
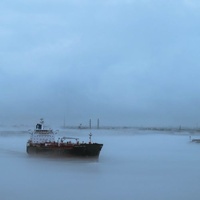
left=0, top=0, right=200, bottom=127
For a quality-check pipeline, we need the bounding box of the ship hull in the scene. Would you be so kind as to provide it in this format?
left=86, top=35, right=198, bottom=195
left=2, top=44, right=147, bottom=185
left=26, top=143, right=103, bottom=158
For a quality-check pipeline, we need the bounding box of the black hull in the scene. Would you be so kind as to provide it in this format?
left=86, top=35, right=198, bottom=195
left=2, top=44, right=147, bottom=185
left=27, top=143, right=103, bottom=158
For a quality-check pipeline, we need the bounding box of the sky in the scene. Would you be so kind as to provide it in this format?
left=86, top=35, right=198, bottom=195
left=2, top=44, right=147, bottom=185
left=0, top=0, right=200, bottom=127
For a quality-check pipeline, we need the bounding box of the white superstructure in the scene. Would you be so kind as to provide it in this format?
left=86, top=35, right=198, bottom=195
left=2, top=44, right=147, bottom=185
left=29, top=119, right=56, bottom=144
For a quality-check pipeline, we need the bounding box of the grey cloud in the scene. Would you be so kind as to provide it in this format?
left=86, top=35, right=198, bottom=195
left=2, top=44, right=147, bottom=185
left=0, top=0, right=200, bottom=127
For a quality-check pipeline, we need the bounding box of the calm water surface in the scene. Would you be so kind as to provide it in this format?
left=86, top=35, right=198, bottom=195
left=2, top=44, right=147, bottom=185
left=0, top=129, right=200, bottom=200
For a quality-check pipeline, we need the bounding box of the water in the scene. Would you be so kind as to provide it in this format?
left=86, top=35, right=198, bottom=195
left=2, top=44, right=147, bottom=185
left=0, top=129, right=200, bottom=200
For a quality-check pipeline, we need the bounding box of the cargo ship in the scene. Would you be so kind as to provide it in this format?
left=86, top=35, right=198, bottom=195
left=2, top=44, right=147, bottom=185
left=26, top=119, right=103, bottom=158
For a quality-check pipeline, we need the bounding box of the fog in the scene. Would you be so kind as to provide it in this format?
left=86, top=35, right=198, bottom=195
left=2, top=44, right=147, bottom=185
left=1, top=128, right=200, bottom=200
left=1, top=1, right=200, bottom=199
left=1, top=0, right=200, bottom=127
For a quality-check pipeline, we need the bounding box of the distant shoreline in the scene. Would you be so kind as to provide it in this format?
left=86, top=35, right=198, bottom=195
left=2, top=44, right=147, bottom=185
left=58, top=126, right=200, bottom=134
left=1, top=125, right=200, bottom=134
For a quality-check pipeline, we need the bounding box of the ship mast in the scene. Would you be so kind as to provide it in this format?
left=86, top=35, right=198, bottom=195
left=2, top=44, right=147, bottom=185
left=40, top=118, right=44, bottom=130
left=89, top=133, right=92, bottom=143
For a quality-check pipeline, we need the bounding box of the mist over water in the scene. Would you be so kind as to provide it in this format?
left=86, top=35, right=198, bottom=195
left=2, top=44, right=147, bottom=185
left=1, top=129, right=200, bottom=200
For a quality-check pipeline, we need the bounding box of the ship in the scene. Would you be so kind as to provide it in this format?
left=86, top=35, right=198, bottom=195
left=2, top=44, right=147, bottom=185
left=26, top=119, right=103, bottom=158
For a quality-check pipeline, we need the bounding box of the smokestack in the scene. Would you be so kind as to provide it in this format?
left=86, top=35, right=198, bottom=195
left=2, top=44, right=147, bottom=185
left=89, top=119, right=91, bottom=129
left=97, top=118, right=99, bottom=129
